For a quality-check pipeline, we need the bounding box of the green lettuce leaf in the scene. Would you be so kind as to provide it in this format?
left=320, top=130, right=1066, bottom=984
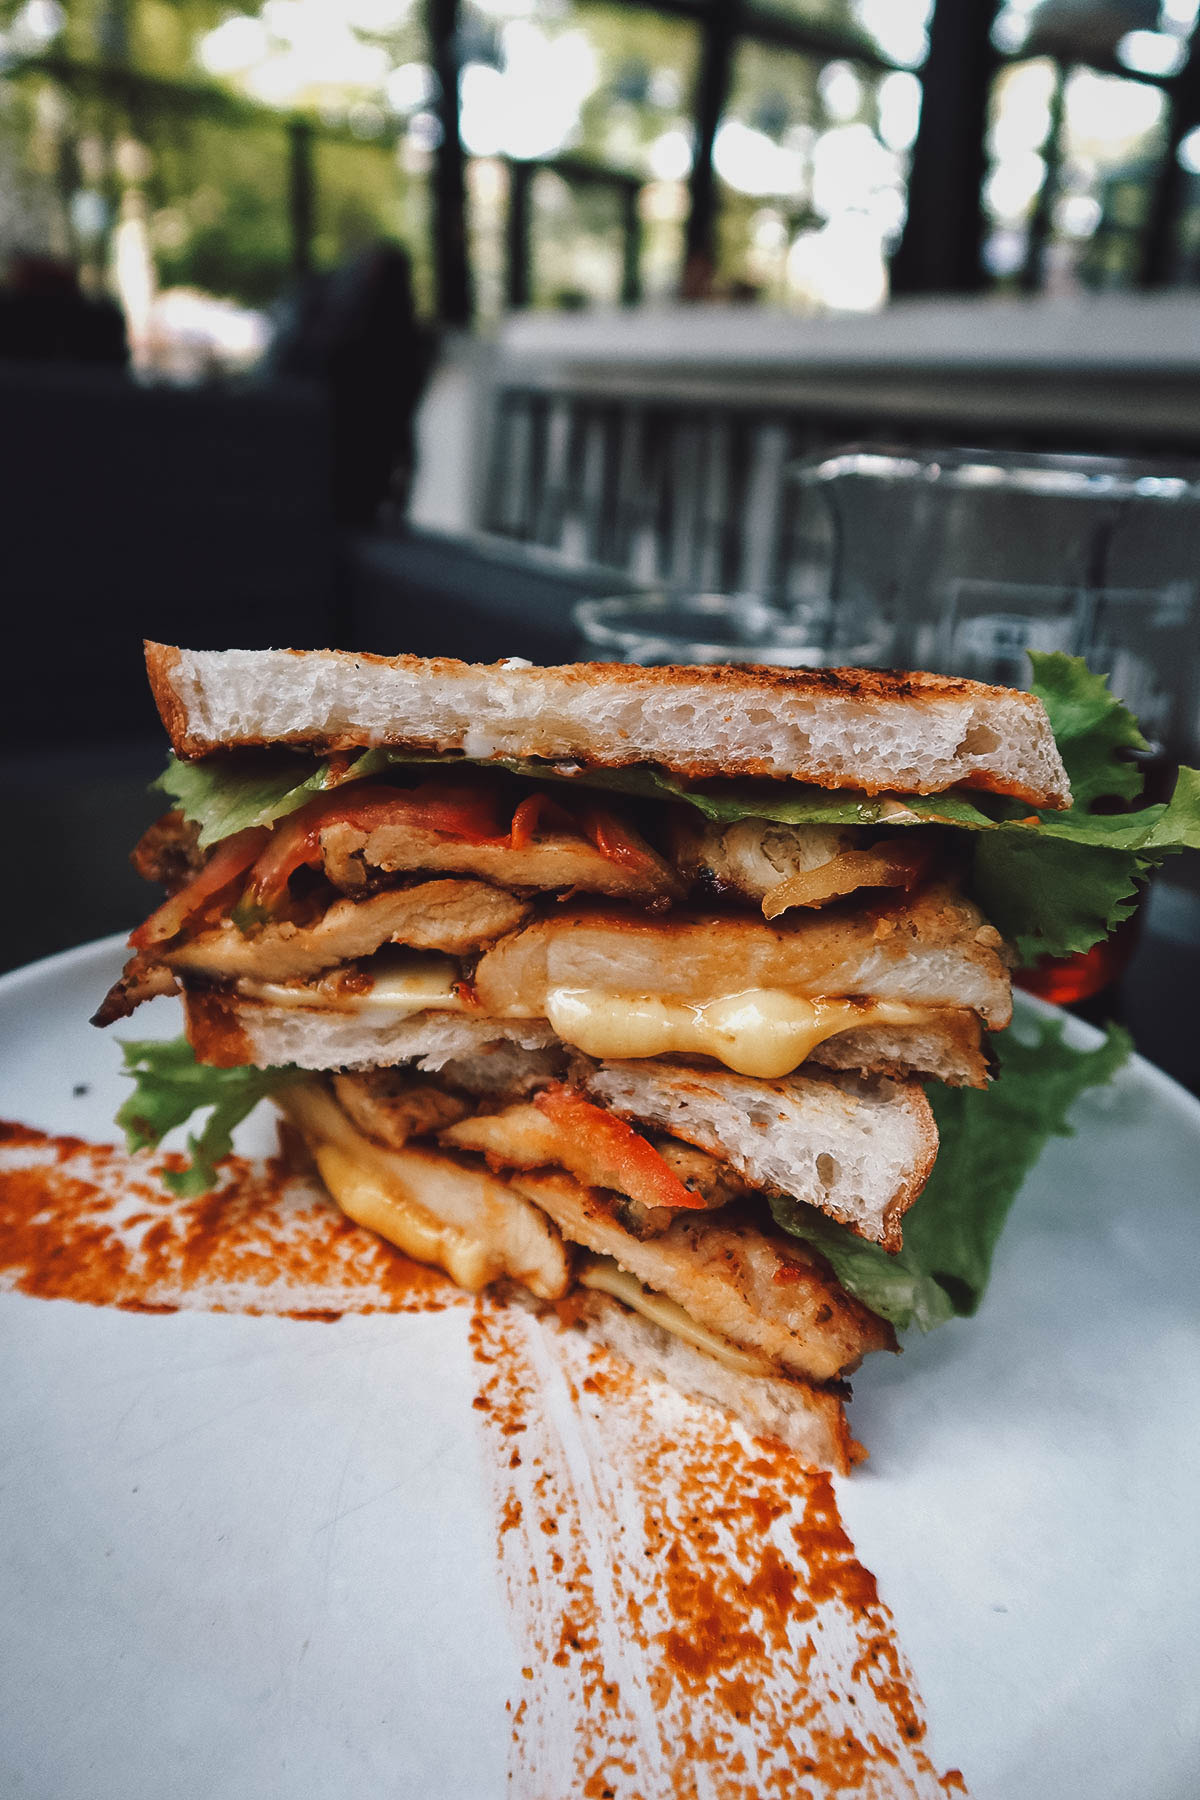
left=155, top=752, right=335, bottom=849
left=769, top=1014, right=1132, bottom=1331
left=765, top=1197, right=958, bottom=1334
left=1028, top=648, right=1147, bottom=807
left=971, top=832, right=1143, bottom=961
left=496, top=762, right=897, bottom=825
left=959, top=657, right=1200, bottom=959
left=116, top=1037, right=303, bottom=1196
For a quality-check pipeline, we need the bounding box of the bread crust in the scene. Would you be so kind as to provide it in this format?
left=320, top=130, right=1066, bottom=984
left=582, top=1059, right=938, bottom=1253
left=558, top=1289, right=862, bottom=1474
left=149, top=640, right=1031, bottom=708
left=184, top=988, right=252, bottom=1067
left=143, top=641, right=1071, bottom=808
left=144, top=641, right=190, bottom=754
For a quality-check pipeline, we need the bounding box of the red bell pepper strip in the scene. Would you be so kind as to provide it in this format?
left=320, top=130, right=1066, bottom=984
left=534, top=1085, right=708, bottom=1211
left=509, top=792, right=576, bottom=848
left=129, top=827, right=269, bottom=949
left=578, top=803, right=664, bottom=876
left=510, top=792, right=664, bottom=878
left=244, top=781, right=511, bottom=911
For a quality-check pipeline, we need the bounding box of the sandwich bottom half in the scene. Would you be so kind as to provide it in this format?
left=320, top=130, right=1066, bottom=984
left=183, top=989, right=942, bottom=1475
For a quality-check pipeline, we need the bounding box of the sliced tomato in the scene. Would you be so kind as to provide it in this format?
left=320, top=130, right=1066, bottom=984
left=129, top=827, right=268, bottom=949
left=534, top=1085, right=708, bottom=1212
left=244, top=780, right=512, bottom=910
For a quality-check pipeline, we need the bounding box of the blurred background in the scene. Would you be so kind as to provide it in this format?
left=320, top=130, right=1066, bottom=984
left=8, top=0, right=1200, bottom=343
left=1, top=0, right=1199, bottom=1080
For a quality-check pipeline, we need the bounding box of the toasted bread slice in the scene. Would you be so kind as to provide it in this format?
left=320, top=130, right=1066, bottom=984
left=145, top=642, right=1071, bottom=807
left=806, top=1010, right=991, bottom=1086
left=183, top=986, right=563, bottom=1070
left=581, top=1060, right=936, bottom=1252
left=180, top=982, right=991, bottom=1088
left=560, top=1287, right=861, bottom=1473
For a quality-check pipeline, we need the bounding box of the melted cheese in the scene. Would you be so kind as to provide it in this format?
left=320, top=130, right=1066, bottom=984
left=239, top=957, right=935, bottom=1079
left=578, top=1256, right=774, bottom=1377
left=312, top=1142, right=495, bottom=1291
left=241, top=952, right=467, bottom=1016
left=284, top=1081, right=571, bottom=1299
left=302, top=1109, right=793, bottom=1381
left=545, top=988, right=933, bottom=1080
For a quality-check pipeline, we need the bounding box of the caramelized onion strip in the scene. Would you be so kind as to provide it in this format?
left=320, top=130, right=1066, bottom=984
left=761, top=843, right=931, bottom=918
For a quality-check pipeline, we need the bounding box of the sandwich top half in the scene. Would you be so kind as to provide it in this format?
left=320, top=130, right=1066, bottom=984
left=97, top=644, right=1070, bottom=1468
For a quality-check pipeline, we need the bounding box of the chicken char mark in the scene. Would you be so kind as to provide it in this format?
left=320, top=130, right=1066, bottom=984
left=132, top=810, right=204, bottom=892
left=332, top=1069, right=471, bottom=1147
left=164, top=879, right=529, bottom=983
left=90, top=951, right=180, bottom=1026
left=508, top=1169, right=894, bottom=1383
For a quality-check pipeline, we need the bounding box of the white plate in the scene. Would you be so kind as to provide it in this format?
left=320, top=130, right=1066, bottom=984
left=2, top=936, right=1198, bottom=1800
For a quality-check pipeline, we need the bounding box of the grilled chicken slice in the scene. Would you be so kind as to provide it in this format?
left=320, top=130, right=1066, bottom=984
left=648, top=1137, right=747, bottom=1209
left=282, top=1080, right=571, bottom=1300
left=166, top=879, right=529, bottom=983
left=507, top=1169, right=893, bottom=1382
left=332, top=1070, right=470, bottom=1147
left=670, top=815, right=935, bottom=916
left=320, top=815, right=681, bottom=903
left=473, top=888, right=1012, bottom=1025
left=91, top=950, right=180, bottom=1026
left=672, top=816, right=854, bottom=894
left=131, top=810, right=204, bottom=891
left=434, top=1039, right=568, bottom=1102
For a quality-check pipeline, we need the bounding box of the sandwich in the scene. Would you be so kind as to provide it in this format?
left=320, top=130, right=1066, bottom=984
left=95, top=643, right=1200, bottom=1471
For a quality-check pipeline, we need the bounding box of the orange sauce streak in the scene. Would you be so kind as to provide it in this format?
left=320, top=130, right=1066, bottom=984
left=470, top=1303, right=968, bottom=1799
left=0, top=1119, right=456, bottom=1317
left=1, top=1119, right=968, bottom=1796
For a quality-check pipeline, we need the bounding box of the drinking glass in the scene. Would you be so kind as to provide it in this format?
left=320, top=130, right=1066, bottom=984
left=787, top=445, right=1200, bottom=1002
left=789, top=446, right=1200, bottom=759
left=572, top=591, right=881, bottom=668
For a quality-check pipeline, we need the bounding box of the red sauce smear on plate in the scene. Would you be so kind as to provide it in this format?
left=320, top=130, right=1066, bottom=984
left=0, top=1120, right=968, bottom=1797
left=0, top=1119, right=455, bottom=1317
left=471, top=1304, right=968, bottom=1799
